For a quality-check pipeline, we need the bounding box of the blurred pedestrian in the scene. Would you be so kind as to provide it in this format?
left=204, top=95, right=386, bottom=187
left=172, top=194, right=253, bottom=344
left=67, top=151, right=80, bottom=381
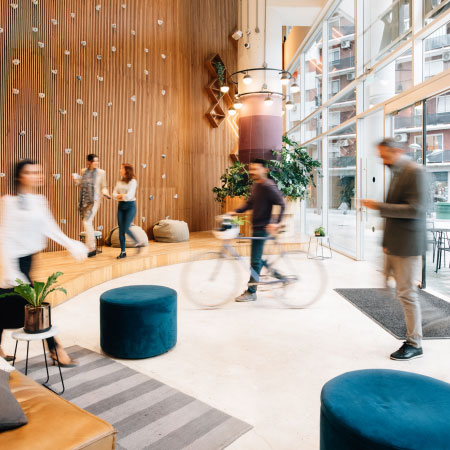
left=362, top=138, right=427, bottom=361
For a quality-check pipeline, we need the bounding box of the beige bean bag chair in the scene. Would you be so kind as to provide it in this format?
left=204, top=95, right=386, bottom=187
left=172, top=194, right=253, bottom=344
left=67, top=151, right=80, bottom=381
left=105, top=225, right=149, bottom=248
left=153, top=219, right=189, bottom=243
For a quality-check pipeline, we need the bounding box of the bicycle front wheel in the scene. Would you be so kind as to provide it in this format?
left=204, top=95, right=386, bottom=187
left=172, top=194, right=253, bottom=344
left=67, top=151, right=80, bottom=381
left=181, top=252, right=243, bottom=308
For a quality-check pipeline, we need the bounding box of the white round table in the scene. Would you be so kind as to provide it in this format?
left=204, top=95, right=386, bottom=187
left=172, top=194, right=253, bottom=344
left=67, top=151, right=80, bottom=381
left=11, top=326, right=65, bottom=394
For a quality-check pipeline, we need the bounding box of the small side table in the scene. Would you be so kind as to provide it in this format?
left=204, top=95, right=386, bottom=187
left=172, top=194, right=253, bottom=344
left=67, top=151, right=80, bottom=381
left=307, top=235, right=332, bottom=260
left=12, top=326, right=65, bottom=395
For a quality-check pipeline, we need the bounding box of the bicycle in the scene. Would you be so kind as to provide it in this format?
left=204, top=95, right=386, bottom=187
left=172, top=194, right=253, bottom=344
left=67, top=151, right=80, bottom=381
left=181, top=216, right=327, bottom=308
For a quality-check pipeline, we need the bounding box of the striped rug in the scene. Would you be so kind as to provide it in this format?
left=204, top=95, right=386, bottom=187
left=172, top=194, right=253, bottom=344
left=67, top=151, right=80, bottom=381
left=15, top=345, right=252, bottom=450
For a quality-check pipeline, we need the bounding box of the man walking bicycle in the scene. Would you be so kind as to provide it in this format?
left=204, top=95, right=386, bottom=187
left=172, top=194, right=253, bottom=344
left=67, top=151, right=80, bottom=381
left=229, top=159, right=285, bottom=302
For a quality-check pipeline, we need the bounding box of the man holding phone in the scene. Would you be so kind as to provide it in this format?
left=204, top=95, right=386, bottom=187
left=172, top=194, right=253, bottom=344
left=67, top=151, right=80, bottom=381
left=73, top=154, right=110, bottom=257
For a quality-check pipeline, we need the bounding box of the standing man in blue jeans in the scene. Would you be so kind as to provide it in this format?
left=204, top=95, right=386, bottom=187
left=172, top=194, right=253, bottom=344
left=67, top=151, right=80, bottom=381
left=229, top=159, right=285, bottom=302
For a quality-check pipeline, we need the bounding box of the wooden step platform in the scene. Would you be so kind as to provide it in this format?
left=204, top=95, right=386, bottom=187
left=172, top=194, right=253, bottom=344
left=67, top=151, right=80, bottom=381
left=32, top=232, right=308, bottom=307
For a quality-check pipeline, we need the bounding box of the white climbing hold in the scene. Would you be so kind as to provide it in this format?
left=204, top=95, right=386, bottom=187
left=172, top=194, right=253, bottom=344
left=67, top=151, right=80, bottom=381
left=59, top=109, right=67, bottom=115
left=144, top=69, right=149, bottom=76
left=131, top=30, right=136, bottom=36
left=111, top=46, right=116, bottom=52
left=131, top=95, right=136, bottom=102
left=92, top=112, right=98, bottom=117
left=64, top=49, right=70, bottom=55
left=0, top=173, right=5, bottom=177
left=95, top=4, right=101, bottom=11
left=10, top=4, right=18, bottom=10
left=92, top=136, right=99, bottom=141
left=144, top=48, right=149, bottom=53
left=51, top=18, right=58, bottom=26
left=112, top=23, right=117, bottom=30
left=76, top=98, right=83, bottom=105
left=174, top=194, right=178, bottom=199
left=157, top=19, right=164, bottom=26
left=51, top=69, right=57, bottom=75
left=97, top=54, right=102, bottom=60
left=127, top=128, right=133, bottom=133
left=141, top=217, right=146, bottom=222
left=12, top=88, right=19, bottom=95
left=121, top=4, right=126, bottom=9
left=53, top=174, right=60, bottom=180
left=19, top=131, right=26, bottom=136
left=60, top=219, right=67, bottom=224
left=38, top=92, right=45, bottom=99
left=65, top=148, right=72, bottom=154
left=141, top=163, right=147, bottom=168
left=45, top=134, right=53, bottom=140
left=12, top=59, right=20, bottom=65
left=32, top=27, right=38, bottom=33
left=70, top=12, right=75, bottom=19
left=161, top=54, right=166, bottom=59
left=107, top=102, right=113, bottom=107
left=161, top=90, right=166, bottom=96
left=156, top=121, right=162, bottom=126
left=118, top=150, right=123, bottom=155
left=127, top=63, right=131, bottom=68
left=38, top=41, right=45, bottom=48
left=161, top=173, right=166, bottom=179
left=81, top=40, right=87, bottom=46
left=97, top=75, right=104, bottom=82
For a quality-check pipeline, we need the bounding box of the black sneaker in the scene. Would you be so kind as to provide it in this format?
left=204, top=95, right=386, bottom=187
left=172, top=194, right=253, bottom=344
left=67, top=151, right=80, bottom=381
left=390, top=342, right=423, bottom=361
left=88, top=250, right=97, bottom=258
left=116, top=252, right=127, bottom=260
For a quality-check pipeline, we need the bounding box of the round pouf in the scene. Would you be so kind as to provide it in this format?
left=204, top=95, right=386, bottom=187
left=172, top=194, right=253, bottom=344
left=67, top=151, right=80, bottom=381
left=320, top=369, right=450, bottom=450
left=100, top=285, right=177, bottom=359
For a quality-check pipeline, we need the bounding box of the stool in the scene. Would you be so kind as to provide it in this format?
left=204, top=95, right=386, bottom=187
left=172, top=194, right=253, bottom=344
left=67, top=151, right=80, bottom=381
left=100, top=285, right=177, bottom=359
left=80, top=230, right=103, bottom=253
left=320, top=369, right=450, bottom=450
left=307, top=235, right=332, bottom=260
left=12, top=326, right=65, bottom=395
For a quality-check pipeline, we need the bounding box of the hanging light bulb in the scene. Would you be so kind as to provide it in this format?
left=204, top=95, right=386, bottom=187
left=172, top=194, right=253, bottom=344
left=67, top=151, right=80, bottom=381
left=264, top=94, right=273, bottom=106
left=228, top=107, right=237, bottom=116
left=242, top=73, right=252, bottom=85
left=280, top=73, right=289, bottom=85
left=233, top=97, right=243, bottom=109
left=285, top=100, right=294, bottom=110
left=220, top=85, right=230, bottom=93
left=290, top=82, right=300, bottom=93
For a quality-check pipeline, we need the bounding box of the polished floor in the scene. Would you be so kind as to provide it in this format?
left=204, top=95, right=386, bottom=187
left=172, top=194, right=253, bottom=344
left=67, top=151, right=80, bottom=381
left=5, top=252, right=450, bottom=450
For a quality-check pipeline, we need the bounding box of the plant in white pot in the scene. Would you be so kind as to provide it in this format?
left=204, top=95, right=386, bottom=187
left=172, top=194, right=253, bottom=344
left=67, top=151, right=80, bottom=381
left=0, top=272, right=66, bottom=333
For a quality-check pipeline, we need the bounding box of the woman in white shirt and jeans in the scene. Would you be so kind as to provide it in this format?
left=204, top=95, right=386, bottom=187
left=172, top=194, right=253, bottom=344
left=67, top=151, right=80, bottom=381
left=0, top=160, right=88, bottom=365
left=113, top=163, right=142, bottom=259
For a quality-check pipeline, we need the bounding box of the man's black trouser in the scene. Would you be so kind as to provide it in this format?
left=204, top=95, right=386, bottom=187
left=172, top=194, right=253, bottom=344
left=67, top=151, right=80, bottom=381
left=248, top=229, right=268, bottom=294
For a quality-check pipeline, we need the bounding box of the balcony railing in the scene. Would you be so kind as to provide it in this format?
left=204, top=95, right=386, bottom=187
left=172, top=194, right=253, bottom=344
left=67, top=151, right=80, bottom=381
left=424, top=34, right=450, bottom=51
left=329, top=56, right=355, bottom=71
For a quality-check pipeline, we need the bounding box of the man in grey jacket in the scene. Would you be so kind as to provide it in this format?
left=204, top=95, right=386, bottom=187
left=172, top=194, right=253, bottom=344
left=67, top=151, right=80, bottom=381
left=362, top=138, right=427, bottom=361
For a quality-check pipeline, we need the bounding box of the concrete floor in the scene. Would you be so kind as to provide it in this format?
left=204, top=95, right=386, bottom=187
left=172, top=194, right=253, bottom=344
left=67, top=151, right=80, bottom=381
left=4, top=252, right=450, bottom=450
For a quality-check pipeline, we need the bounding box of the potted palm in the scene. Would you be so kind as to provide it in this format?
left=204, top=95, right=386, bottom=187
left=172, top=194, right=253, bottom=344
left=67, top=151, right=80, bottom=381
left=0, top=272, right=66, bottom=333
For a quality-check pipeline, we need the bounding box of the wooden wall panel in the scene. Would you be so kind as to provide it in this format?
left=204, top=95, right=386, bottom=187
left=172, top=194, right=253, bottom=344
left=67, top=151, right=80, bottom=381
left=0, top=0, right=237, bottom=251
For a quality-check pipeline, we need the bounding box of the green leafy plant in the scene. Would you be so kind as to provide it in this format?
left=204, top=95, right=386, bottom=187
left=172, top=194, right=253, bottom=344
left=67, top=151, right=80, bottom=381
left=269, top=136, right=321, bottom=200
left=314, top=226, right=326, bottom=237
left=0, top=272, right=67, bottom=307
left=338, top=176, right=355, bottom=208
left=212, top=161, right=253, bottom=203
left=212, top=60, right=226, bottom=86
left=231, top=216, right=249, bottom=226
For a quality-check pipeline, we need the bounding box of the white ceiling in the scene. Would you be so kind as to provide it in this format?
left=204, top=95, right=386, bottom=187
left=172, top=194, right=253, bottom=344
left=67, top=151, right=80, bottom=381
left=267, top=0, right=326, bottom=26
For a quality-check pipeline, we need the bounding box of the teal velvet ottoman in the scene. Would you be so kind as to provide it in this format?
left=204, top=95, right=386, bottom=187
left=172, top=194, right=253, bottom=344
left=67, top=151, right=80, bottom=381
left=320, top=369, right=450, bottom=450
left=100, top=285, right=177, bottom=359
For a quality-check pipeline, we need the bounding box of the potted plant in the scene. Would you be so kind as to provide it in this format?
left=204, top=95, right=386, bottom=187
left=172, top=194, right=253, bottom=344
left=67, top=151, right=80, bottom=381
left=0, top=272, right=66, bottom=333
left=212, top=60, right=226, bottom=96
left=314, top=226, right=326, bottom=237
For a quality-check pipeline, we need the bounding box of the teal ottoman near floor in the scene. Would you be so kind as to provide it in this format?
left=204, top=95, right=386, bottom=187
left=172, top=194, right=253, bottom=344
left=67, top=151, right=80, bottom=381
left=100, top=285, right=177, bottom=359
left=320, top=369, right=450, bottom=450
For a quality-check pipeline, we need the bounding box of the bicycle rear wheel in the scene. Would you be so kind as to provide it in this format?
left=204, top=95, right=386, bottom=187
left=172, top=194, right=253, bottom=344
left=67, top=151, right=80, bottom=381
left=265, top=251, right=327, bottom=308
left=181, top=252, right=243, bottom=308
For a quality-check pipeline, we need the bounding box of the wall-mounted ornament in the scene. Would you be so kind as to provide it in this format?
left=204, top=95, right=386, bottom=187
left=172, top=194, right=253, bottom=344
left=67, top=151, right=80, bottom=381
left=70, top=12, right=75, bottom=19
left=174, top=194, right=178, bottom=199
left=131, top=30, right=136, bottom=36
left=65, top=148, right=72, bottom=154
left=97, top=54, right=102, bottom=60
left=12, top=59, right=20, bottom=65
left=76, top=75, right=82, bottom=81
left=97, top=75, right=104, bottom=82
left=112, top=23, right=117, bottom=30
left=149, top=195, right=154, bottom=200
left=52, top=173, right=61, bottom=180
left=10, top=3, right=18, bottom=10
left=97, top=225, right=104, bottom=231
left=64, top=49, right=70, bottom=55
left=131, top=95, right=136, bottom=102
left=161, top=90, right=166, bottom=96
left=118, top=150, right=123, bottom=155
left=144, top=69, right=149, bottom=76
left=19, top=130, right=26, bottom=136
left=107, top=101, right=113, bottom=107
left=157, top=19, right=164, bottom=26
left=127, top=63, right=132, bottom=68
left=95, top=4, right=101, bottom=11
left=0, top=173, right=5, bottom=178
left=12, top=88, right=19, bottom=95
left=51, top=69, right=57, bottom=75
left=59, top=109, right=67, bottom=114
left=111, top=46, right=116, bottom=52
left=60, top=219, right=67, bottom=224
left=161, top=54, right=166, bottom=60
left=32, top=27, right=38, bottom=32
left=161, top=173, right=166, bottom=179
left=156, top=121, right=162, bottom=126
left=92, top=136, right=99, bottom=141
left=81, top=40, right=87, bottom=46
left=76, top=98, right=83, bottom=105
left=141, top=163, right=147, bottom=168
left=38, top=41, right=45, bottom=48
left=144, top=48, right=149, bottom=53
left=51, top=18, right=58, bottom=26
left=45, top=134, right=53, bottom=140
left=92, top=111, right=98, bottom=118
left=38, top=92, right=45, bottom=99
left=127, top=128, right=133, bottom=133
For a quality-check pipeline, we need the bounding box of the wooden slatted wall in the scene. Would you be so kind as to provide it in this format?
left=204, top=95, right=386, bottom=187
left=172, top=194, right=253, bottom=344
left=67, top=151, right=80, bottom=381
left=0, top=0, right=237, bottom=250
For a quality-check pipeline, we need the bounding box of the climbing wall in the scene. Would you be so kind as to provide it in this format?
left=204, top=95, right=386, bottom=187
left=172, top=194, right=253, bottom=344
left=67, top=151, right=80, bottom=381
left=0, top=0, right=238, bottom=249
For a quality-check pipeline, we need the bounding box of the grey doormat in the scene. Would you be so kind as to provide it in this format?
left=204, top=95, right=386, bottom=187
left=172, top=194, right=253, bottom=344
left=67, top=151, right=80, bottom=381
left=15, top=345, right=252, bottom=450
left=335, top=288, right=450, bottom=340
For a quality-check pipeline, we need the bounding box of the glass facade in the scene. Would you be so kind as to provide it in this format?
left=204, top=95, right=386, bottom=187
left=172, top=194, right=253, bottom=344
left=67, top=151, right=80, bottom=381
left=286, top=0, right=450, bottom=259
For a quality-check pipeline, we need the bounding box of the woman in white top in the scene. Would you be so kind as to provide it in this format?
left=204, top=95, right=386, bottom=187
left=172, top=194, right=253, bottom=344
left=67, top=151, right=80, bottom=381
left=0, top=160, right=88, bottom=365
left=113, top=163, right=143, bottom=259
